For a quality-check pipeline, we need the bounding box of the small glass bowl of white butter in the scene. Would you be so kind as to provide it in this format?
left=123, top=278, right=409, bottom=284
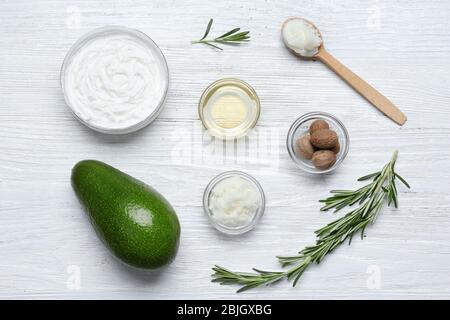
left=203, top=171, right=265, bottom=235
left=60, top=26, right=169, bottom=134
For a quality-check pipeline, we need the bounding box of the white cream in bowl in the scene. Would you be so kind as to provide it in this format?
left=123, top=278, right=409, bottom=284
left=61, top=27, right=169, bottom=134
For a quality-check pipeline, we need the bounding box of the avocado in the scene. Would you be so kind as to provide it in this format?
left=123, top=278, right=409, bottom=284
left=71, top=160, right=180, bottom=269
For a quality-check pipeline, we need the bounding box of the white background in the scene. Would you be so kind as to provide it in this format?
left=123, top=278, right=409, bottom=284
left=1, top=0, right=449, bottom=299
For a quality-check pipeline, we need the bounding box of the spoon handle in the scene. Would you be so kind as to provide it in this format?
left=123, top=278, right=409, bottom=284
left=316, top=49, right=407, bottom=125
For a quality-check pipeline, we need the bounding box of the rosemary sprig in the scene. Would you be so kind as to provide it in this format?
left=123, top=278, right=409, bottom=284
left=191, top=18, right=250, bottom=50
left=212, top=150, right=410, bottom=292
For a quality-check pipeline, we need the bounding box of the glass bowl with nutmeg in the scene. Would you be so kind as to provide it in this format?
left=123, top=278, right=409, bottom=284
left=286, top=112, right=349, bottom=174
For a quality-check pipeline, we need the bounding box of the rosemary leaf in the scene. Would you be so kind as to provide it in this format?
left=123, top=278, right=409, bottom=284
left=217, top=27, right=241, bottom=39
left=192, top=18, right=250, bottom=50
left=200, top=18, right=213, bottom=41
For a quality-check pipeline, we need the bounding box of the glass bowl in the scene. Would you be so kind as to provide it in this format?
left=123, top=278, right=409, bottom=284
left=198, top=78, right=261, bottom=140
left=286, top=112, right=349, bottom=174
left=203, top=171, right=265, bottom=235
left=60, top=26, right=169, bottom=134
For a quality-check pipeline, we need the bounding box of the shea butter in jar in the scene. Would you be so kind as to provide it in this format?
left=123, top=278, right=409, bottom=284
left=199, top=78, right=260, bottom=139
left=203, top=171, right=265, bottom=235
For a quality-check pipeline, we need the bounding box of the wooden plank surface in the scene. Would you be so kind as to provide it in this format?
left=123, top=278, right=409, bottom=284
left=1, top=0, right=449, bottom=299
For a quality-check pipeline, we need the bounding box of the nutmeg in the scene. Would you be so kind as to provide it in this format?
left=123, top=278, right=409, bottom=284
left=310, top=129, right=338, bottom=149
left=312, top=150, right=336, bottom=170
left=296, top=135, right=315, bottom=159
left=309, top=120, right=329, bottom=135
left=331, top=140, right=340, bottom=154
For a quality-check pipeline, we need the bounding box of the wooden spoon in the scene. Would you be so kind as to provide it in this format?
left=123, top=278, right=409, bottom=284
left=282, top=17, right=407, bottom=125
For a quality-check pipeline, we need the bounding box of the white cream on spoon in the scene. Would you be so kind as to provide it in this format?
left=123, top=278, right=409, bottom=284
left=282, top=18, right=322, bottom=57
left=281, top=17, right=407, bottom=125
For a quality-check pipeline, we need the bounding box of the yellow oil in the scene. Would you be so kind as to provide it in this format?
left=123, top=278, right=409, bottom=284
left=210, top=89, right=248, bottom=129
left=199, top=79, right=260, bottom=139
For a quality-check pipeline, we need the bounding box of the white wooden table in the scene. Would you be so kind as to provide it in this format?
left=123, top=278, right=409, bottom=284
left=1, top=0, right=450, bottom=299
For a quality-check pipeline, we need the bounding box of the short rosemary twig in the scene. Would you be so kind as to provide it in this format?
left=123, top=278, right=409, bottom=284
left=191, top=18, right=250, bottom=50
left=212, top=150, right=410, bottom=292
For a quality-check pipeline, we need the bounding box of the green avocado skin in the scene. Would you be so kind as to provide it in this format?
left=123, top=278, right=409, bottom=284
left=71, top=160, right=180, bottom=269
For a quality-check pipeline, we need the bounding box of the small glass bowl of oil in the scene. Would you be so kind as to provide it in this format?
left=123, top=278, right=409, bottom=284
left=198, top=78, right=261, bottom=139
